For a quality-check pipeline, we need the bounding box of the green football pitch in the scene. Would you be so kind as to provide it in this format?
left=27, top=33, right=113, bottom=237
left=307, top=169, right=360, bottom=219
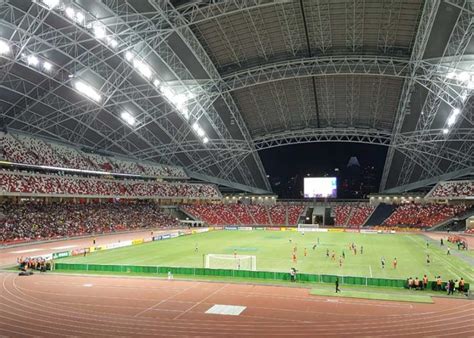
left=59, top=231, right=474, bottom=283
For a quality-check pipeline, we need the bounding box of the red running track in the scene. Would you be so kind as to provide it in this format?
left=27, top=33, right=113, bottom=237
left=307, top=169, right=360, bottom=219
left=0, top=272, right=473, bottom=337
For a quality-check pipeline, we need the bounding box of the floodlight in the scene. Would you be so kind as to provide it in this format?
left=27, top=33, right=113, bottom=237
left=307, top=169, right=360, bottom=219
left=74, top=11, right=85, bottom=25
left=107, top=37, right=118, bottom=48
left=65, top=7, right=75, bottom=19
left=42, top=0, right=60, bottom=9
left=452, top=108, right=461, bottom=115
left=446, top=72, right=456, bottom=79
left=121, top=111, right=136, bottom=126
left=153, top=79, right=160, bottom=87
left=132, top=58, right=152, bottom=79
left=74, top=81, right=101, bottom=101
left=43, top=61, right=52, bottom=71
left=0, top=40, right=10, bottom=55
left=125, top=51, right=134, bottom=61
left=93, top=23, right=106, bottom=39
left=27, top=55, right=39, bottom=66
left=192, top=122, right=199, bottom=131
left=447, top=114, right=456, bottom=127
left=196, top=128, right=205, bottom=137
left=442, top=128, right=449, bottom=134
left=202, top=137, right=209, bottom=144
left=458, top=72, right=469, bottom=82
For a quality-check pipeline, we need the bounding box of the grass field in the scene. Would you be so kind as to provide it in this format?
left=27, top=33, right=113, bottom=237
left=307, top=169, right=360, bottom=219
left=59, top=231, right=474, bottom=283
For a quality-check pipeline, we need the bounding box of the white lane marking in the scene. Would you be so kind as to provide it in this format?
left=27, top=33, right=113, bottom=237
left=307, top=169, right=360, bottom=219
left=10, top=249, right=42, bottom=254
left=83, top=284, right=93, bottom=287
left=205, top=304, right=246, bottom=316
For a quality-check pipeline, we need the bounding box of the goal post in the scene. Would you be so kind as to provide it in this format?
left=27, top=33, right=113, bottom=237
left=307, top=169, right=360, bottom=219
left=205, top=254, right=257, bottom=271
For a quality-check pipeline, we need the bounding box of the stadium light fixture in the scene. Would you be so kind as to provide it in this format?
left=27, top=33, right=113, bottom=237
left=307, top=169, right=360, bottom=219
left=121, top=111, right=136, bottom=126
left=42, top=61, right=52, bottom=71
left=446, top=72, right=457, bottom=79
left=65, top=7, right=75, bottom=19
left=27, top=55, right=39, bottom=66
left=74, top=11, right=85, bottom=25
left=74, top=81, right=101, bottom=102
left=125, top=51, right=134, bottom=61
left=458, top=72, right=469, bottom=82
left=0, top=40, right=10, bottom=55
left=106, top=37, right=118, bottom=48
left=153, top=79, right=160, bottom=87
left=202, top=137, right=209, bottom=144
left=42, top=0, right=60, bottom=9
left=452, top=108, right=461, bottom=116
left=442, top=128, right=449, bottom=134
left=132, top=58, right=152, bottom=79
left=93, top=23, right=106, bottom=39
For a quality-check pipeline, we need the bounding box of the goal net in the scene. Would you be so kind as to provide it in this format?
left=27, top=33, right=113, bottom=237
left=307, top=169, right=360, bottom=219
left=205, top=254, right=257, bottom=271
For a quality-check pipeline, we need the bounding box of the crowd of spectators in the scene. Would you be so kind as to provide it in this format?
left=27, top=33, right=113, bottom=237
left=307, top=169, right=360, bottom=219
left=383, top=203, right=468, bottom=228
left=0, top=170, right=221, bottom=199
left=428, top=181, right=474, bottom=199
left=1, top=132, right=187, bottom=178
left=0, top=201, right=178, bottom=244
left=183, top=204, right=304, bottom=226
left=334, top=204, right=374, bottom=227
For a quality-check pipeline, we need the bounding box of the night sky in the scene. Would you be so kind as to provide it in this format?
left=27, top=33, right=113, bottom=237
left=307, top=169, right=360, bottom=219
left=259, top=143, right=388, bottom=199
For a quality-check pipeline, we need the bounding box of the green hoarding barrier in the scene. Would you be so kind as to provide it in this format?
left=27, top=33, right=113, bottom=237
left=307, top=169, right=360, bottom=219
left=52, top=262, right=470, bottom=292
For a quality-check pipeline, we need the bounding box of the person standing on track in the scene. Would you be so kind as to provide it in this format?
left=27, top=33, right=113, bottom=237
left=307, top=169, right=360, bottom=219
left=335, top=278, right=341, bottom=293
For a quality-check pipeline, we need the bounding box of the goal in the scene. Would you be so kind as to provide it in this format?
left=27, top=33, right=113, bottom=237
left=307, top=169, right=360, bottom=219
left=205, top=254, right=257, bottom=271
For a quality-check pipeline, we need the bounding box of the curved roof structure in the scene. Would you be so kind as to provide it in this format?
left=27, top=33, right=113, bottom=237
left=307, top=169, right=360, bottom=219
left=0, top=0, right=472, bottom=193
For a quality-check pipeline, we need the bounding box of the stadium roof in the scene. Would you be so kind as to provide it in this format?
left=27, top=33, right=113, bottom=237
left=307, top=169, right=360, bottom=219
left=0, top=0, right=472, bottom=193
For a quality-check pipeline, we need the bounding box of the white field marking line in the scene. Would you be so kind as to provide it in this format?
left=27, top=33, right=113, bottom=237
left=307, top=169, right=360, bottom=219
left=369, top=265, right=373, bottom=277
left=10, top=248, right=42, bottom=254
left=133, top=283, right=199, bottom=317
left=173, top=284, right=228, bottom=320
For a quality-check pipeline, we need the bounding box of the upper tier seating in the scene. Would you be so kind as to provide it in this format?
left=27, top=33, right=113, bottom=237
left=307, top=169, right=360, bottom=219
left=0, top=170, right=221, bottom=199
left=0, top=202, right=178, bottom=244
left=0, top=133, right=187, bottom=178
left=428, top=181, right=474, bottom=199
left=183, top=204, right=304, bottom=226
left=383, top=203, right=468, bottom=227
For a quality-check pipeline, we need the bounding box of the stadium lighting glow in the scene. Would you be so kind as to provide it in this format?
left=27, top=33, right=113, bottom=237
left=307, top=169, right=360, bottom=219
left=202, top=137, right=209, bottom=144
left=442, top=128, right=449, bottom=134
left=125, top=51, right=134, bottom=61
left=121, top=111, right=136, bottom=126
left=74, top=81, right=101, bottom=102
left=65, top=7, right=75, bottom=19
left=197, top=128, right=205, bottom=137
left=458, top=72, right=469, bottom=82
left=93, top=23, right=106, bottom=39
left=192, top=122, right=200, bottom=131
left=42, top=0, right=60, bottom=9
left=153, top=79, right=160, bottom=87
left=107, top=37, right=118, bottom=48
left=0, top=40, right=10, bottom=55
left=27, top=55, right=39, bottom=66
left=42, top=61, right=52, bottom=71
left=447, top=114, right=457, bottom=126
left=74, top=11, right=85, bottom=25
left=452, top=108, right=461, bottom=116
left=132, top=58, right=152, bottom=79
left=446, top=72, right=457, bottom=79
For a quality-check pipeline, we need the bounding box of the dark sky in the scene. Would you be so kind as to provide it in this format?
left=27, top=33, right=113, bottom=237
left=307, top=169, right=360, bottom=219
left=259, top=143, right=388, bottom=199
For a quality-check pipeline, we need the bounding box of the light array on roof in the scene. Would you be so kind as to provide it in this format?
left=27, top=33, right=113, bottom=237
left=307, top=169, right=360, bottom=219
left=0, top=40, right=11, bottom=55
left=24, top=54, right=54, bottom=72
left=192, top=122, right=209, bottom=143
left=37, top=0, right=208, bottom=143
left=121, top=111, right=136, bottom=126
left=74, top=81, right=102, bottom=102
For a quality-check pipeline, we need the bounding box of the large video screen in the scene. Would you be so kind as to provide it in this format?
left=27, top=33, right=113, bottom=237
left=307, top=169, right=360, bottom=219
left=304, top=177, right=337, bottom=198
